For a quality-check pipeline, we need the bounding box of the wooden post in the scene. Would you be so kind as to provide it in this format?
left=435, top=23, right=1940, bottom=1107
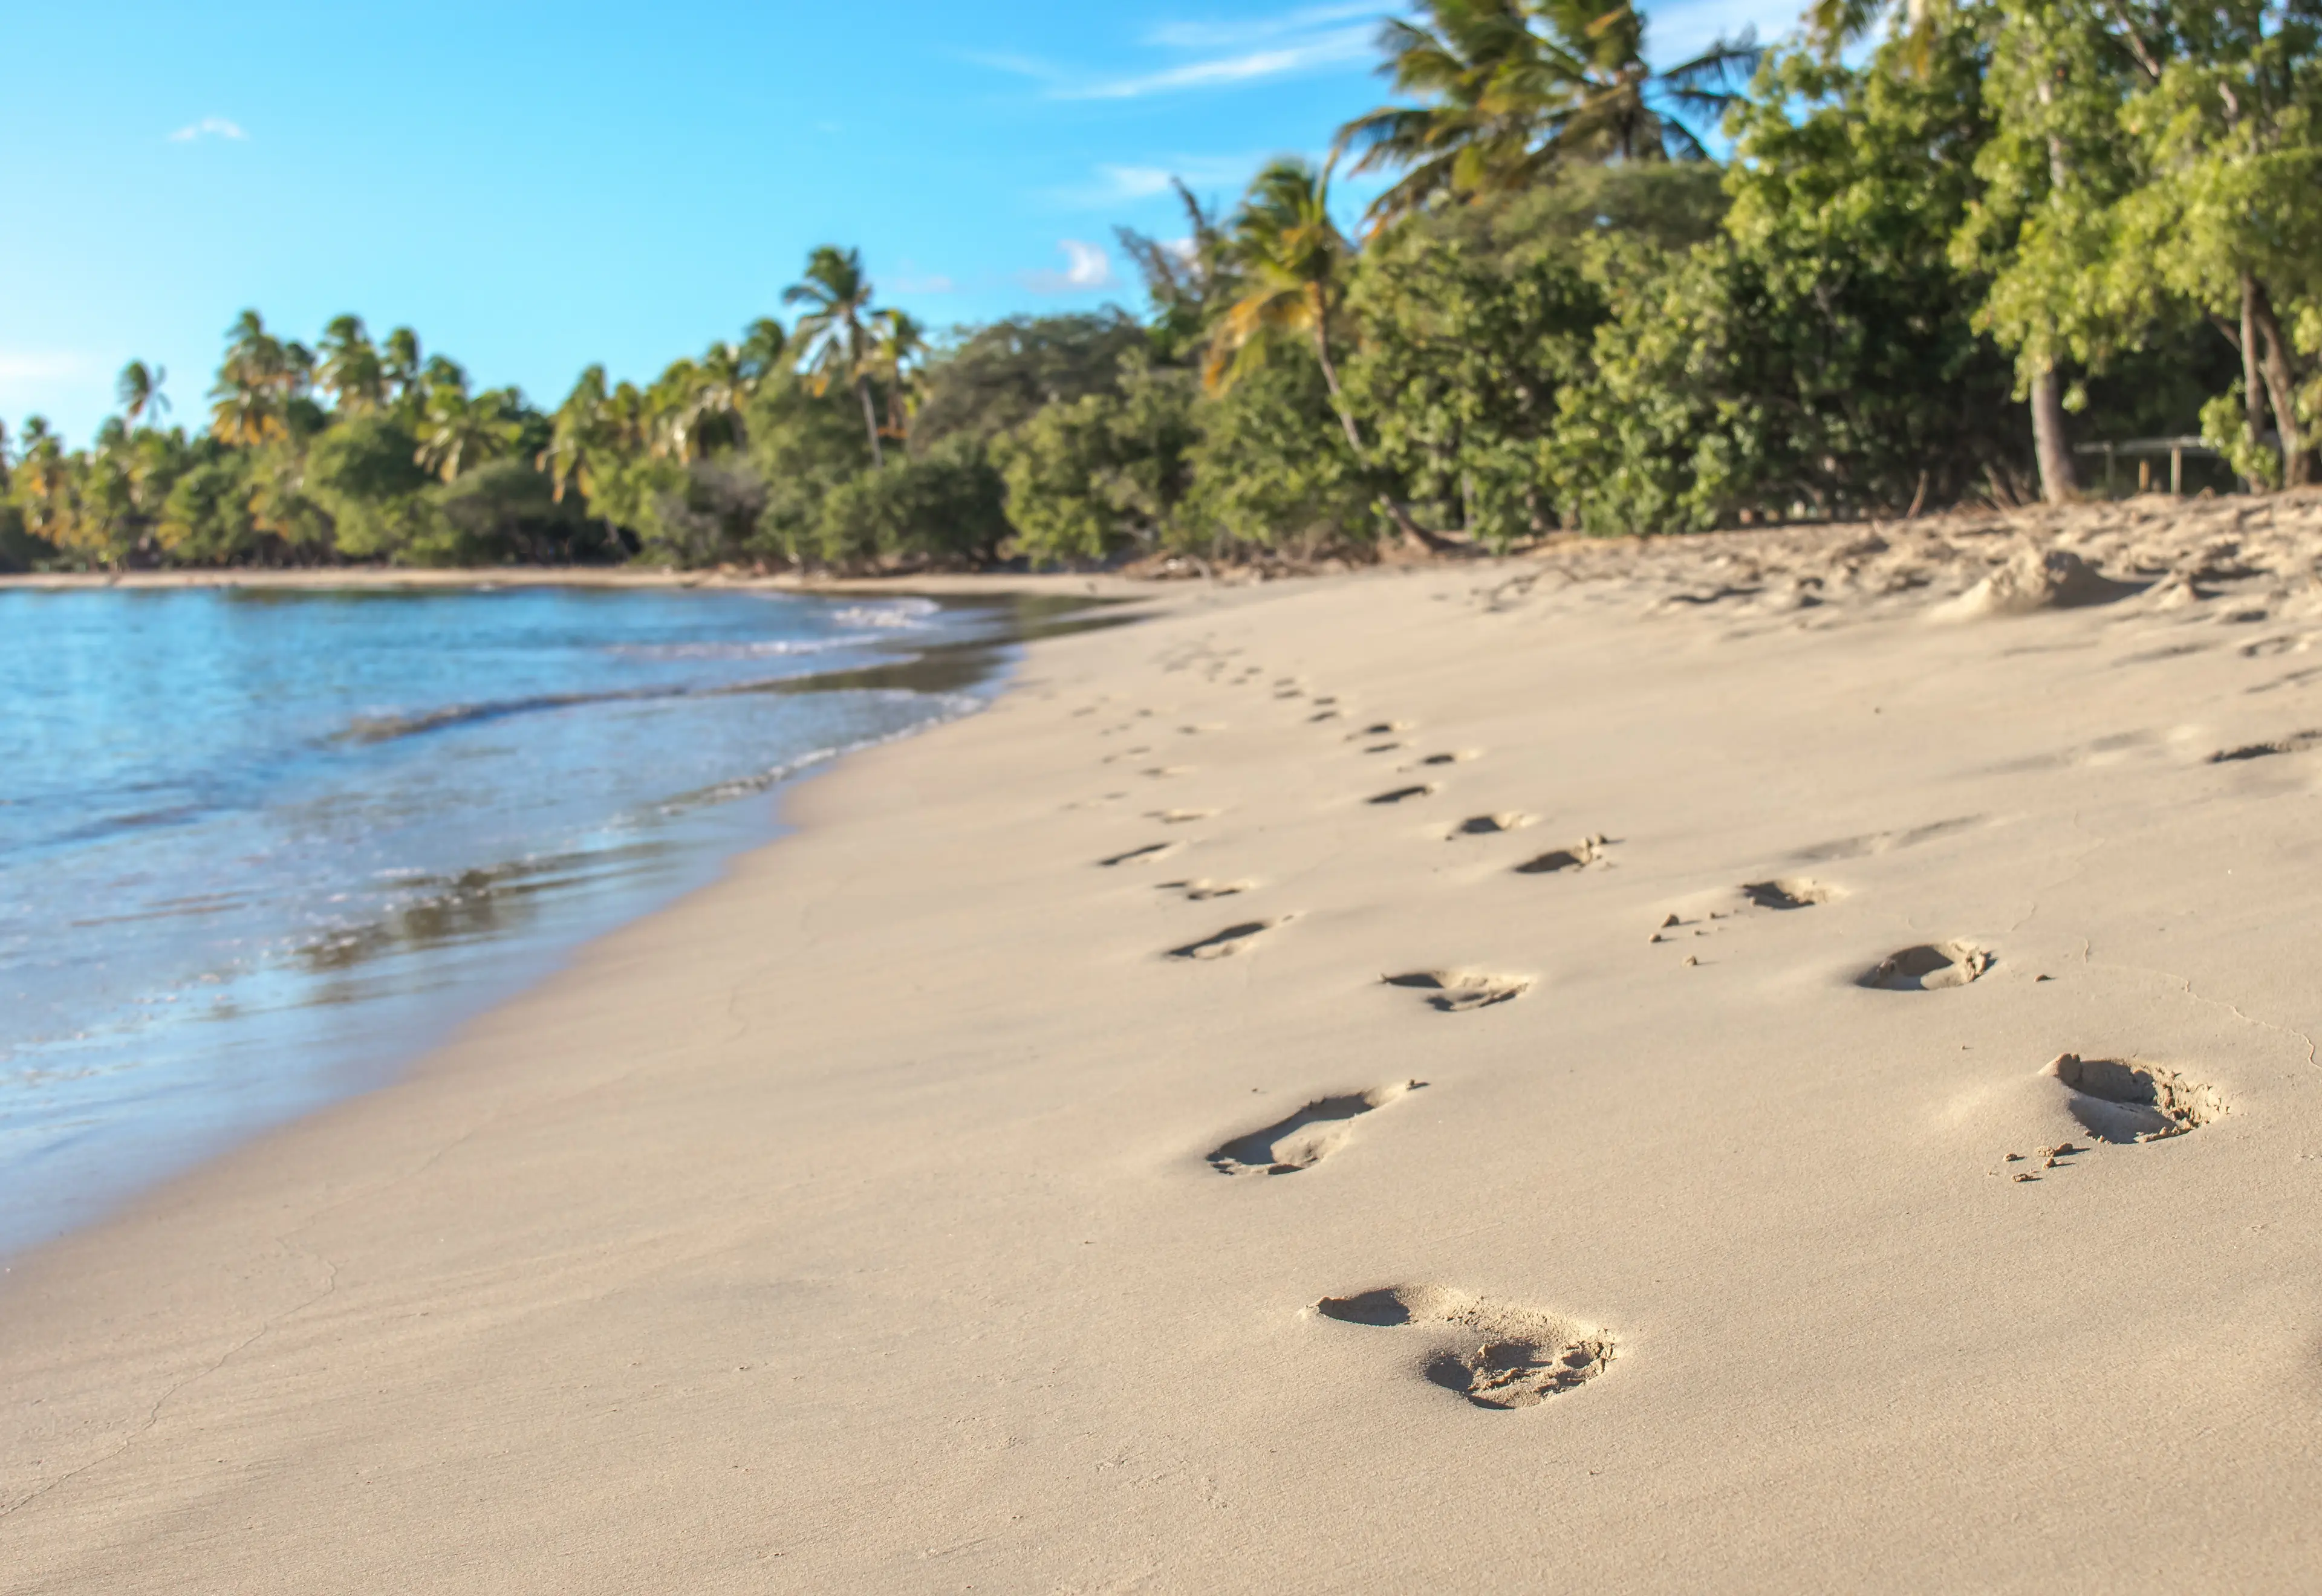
left=2139, top=456, right=2151, bottom=493
left=2171, top=447, right=2184, bottom=495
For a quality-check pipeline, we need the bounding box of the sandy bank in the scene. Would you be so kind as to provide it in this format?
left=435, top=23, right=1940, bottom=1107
left=5, top=498, right=2322, bottom=1591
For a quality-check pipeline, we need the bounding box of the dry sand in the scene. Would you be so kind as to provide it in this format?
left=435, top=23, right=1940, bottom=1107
left=6, top=493, right=2322, bottom=1591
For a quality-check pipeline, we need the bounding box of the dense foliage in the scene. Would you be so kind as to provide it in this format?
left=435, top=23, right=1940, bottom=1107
left=5, top=0, right=2317, bottom=573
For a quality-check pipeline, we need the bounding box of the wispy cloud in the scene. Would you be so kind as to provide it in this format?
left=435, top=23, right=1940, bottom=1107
left=1143, top=2, right=1382, bottom=50
left=1046, top=154, right=1266, bottom=209
left=1023, top=240, right=1117, bottom=294
left=167, top=116, right=247, bottom=143
left=971, top=4, right=1380, bottom=100
left=0, top=351, right=88, bottom=383
left=1062, top=28, right=1374, bottom=99
left=889, top=268, right=957, bottom=294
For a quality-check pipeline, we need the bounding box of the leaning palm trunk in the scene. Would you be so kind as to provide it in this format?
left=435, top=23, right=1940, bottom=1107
left=1310, top=300, right=1457, bottom=553
left=855, top=375, right=885, bottom=469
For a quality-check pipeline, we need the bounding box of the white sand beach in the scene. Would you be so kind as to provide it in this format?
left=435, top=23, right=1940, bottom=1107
left=7, top=495, right=2322, bottom=1591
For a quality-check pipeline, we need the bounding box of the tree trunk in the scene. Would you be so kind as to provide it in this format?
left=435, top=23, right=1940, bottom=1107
left=2029, top=362, right=2076, bottom=504
left=1309, top=311, right=1368, bottom=462
left=2239, top=270, right=2271, bottom=482
left=2249, top=277, right=2308, bottom=487
left=856, top=377, right=885, bottom=469
left=1310, top=304, right=1455, bottom=553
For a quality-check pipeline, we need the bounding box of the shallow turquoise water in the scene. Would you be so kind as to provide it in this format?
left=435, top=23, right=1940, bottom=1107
left=0, top=584, right=1020, bottom=1254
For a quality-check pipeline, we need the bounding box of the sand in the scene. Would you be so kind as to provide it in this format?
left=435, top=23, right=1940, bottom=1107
left=6, top=494, right=2322, bottom=1591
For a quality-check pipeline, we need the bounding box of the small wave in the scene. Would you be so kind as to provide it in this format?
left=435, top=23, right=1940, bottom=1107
left=829, top=598, right=939, bottom=629
left=605, top=633, right=878, bottom=661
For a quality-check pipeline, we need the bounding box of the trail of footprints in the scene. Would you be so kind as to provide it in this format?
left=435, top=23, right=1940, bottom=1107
left=1076, top=642, right=2219, bottom=1411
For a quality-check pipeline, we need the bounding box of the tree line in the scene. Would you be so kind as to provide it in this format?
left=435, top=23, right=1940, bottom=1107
left=3, top=0, right=2315, bottom=573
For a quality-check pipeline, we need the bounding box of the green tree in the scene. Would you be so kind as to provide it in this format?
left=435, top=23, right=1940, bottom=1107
left=2109, top=0, right=2322, bottom=485
left=1552, top=30, right=2025, bottom=530
left=994, top=354, right=1198, bottom=562
left=1345, top=199, right=1610, bottom=547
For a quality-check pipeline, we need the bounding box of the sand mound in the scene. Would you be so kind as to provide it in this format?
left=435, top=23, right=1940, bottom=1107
left=1935, top=547, right=2138, bottom=620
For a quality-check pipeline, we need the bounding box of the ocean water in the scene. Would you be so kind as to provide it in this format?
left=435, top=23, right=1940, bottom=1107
left=0, top=583, right=1080, bottom=1257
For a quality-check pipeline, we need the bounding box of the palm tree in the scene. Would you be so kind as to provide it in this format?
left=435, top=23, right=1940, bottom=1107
left=1116, top=178, right=1235, bottom=363
left=542, top=365, right=614, bottom=503
left=414, top=371, right=521, bottom=481
left=116, top=360, right=170, bottom=427
left=867, top=309, right=928, bottom=443
left=209, top=310, right=308, bottom=445
left=784, top=245, right=885, bottom=466
left=11, top=418, right=81, bottom=551
left=735, top=316, right=788, bottom=387
left=382, top=327, right=424, bottom=416
left=1206, top=158, right=1456, bottom=550
left=316, top=316, right=387, bottom=413
left=1335, top=0, right=1760, bottom=229
left=1205, top=158, right=1365, bottom=453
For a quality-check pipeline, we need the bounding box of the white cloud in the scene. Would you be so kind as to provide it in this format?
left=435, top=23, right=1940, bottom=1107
left=889, top=270, right=957, bottom=294
left=168, top=117, right=247, bottom=143
left=1023, top=240, right=1117, bottom=294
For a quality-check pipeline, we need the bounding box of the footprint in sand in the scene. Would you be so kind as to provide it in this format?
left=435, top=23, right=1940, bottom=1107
left=1150, top=808, right=1219, bottom=824
left=1792, top=816, right=1983, bottom=862
left=1382, top=970, right=1530, bottom=1011
left=1158, top=878, right=1252, bottom=901
left=1168, top=918, right=1287, bottom=961
left=1515, top=835, right=1610, bottom=874
left=1369, top=783, right=1440, bottom=805
left=2043, top=1053, right=2223, bottom=1144
left=1856, top=940, right=1991, bottom=990
left=2210, top=729, right=2322, bottom=762
left=1741, top=877, right=1835, bottom=909
left=1443, top=813, right=1535, bottom=839
left=1099, top=841, right=1183, bottom=868
left=1311, top=1285, right=1615, bottom=1409
left=1407, top=750, right=1480, bottom=770
left=1207, top=1080, right=1423, bottom=1175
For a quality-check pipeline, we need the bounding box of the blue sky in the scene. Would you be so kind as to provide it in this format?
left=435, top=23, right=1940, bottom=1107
left=0, top=0, right=1800, bottom=444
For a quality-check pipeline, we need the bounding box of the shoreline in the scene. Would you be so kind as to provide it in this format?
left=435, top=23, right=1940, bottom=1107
left=7, top=507, right=2322, bottom=1589
left=0, top=565, right=1160, bottom=599
left=0, top=585, right=1132, bottom=1262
